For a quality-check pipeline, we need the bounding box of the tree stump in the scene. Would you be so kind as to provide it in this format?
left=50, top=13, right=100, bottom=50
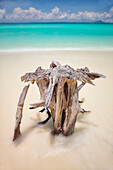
left=13, top=61, right=105, bottom=141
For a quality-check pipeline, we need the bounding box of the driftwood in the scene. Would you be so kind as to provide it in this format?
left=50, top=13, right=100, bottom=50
left=13, top=85, right=30, bottom=141
left=13, top=61, right=105, bottom=141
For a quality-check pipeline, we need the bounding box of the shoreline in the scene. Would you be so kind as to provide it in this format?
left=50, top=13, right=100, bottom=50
left=0, top=48, right=113, bottom=53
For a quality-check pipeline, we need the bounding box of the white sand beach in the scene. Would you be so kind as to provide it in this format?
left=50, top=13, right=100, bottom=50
left=0, top=50, right=113, bottom=170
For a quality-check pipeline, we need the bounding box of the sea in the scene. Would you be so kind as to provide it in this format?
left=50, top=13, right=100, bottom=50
left=0, top=23, right=113, bottom=52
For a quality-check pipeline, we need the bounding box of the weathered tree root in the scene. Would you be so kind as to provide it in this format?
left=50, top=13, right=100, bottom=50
left=37, top=110, right=51, bottom=125
left=13, top=61, right=105, bottom=141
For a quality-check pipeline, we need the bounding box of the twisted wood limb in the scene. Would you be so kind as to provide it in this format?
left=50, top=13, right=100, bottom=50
left=13, top=84, right=30, bottom=141
left=29, top=100, right=45, bottom=109
left=39, top=108, right=45, bottom=112
left=80, top=107, right=90, bottom=114
left=78, top=82, right=86, bottom=91
left=37, top=110, right=51, bottom=125
left=45, top=75, right=56, bottom=112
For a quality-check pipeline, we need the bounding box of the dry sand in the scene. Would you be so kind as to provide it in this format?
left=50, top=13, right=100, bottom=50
left=0, top=50, right=113, bottom=170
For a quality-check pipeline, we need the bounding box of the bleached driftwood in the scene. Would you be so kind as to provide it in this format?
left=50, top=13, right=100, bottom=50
left=13, top=84, right=30, bottom=141
left=13, top=61, right=105, bottom=141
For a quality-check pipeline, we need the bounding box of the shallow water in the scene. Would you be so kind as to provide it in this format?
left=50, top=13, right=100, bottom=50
left=0, top=50, right=113, bottom=170
left=0, top=24, right=113, bottom=50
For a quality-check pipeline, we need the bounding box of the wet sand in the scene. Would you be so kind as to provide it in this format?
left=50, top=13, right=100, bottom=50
left=0, top=50, right=113, bottom=170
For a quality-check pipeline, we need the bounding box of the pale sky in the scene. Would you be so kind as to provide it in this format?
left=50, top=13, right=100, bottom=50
left=0, top=0, right=113, bottom=23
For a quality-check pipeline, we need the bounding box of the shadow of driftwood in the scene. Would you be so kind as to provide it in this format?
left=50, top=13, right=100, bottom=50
left=77, top=98, right=97, bottom=127
left=14, top=103, right=97, bottom=146
left=14, top=125, right=36, bottom=147
left=77, top=111, right=90, bottom=123
left=77, top=111, right=97, bottom=127
left=49, top=127, right=88, bottom=147
left=14, top=111, right=53, bottom=146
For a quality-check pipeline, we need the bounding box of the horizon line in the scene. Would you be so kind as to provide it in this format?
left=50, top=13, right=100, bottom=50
left=0, top=21, right=113, bottom=24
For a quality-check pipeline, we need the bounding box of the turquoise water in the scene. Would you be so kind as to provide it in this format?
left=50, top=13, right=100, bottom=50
left=0, top=23, right=113, bottom=51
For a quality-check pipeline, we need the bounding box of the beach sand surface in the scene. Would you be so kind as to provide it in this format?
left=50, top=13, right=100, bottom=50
left=0, top=50, right=113, bottom=170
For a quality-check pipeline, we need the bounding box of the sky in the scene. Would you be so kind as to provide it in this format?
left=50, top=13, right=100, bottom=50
left=0, top=0, right=113, bottom=23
